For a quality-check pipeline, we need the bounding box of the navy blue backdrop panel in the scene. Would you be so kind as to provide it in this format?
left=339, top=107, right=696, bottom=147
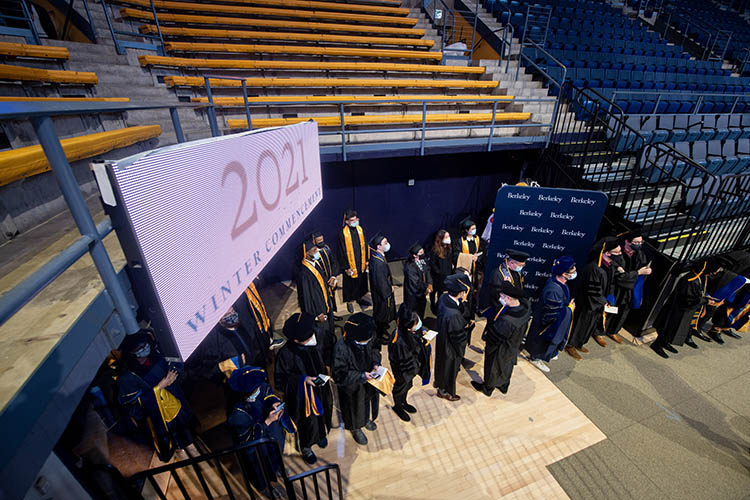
left=485, top=185, right=608, bottom=299
left=258, top=151, right=531, bottom=283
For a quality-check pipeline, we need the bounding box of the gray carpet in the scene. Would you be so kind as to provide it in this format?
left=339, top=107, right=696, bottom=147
left=542, top=333, right=750, bottom=500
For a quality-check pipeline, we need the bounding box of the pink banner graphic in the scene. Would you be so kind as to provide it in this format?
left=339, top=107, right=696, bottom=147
left=111, top=122, right=322, bottom=359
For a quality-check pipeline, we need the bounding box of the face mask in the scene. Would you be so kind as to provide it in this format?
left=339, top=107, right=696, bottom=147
left=312, top=251, right=321, bottom=261
left=512, top=264, right=524, bottom=272
left=349, top=221, right=359, bottom=228
left=468, top=229, right=477, bottom=236
left=417, top=254, right=425, bottom=261
left=316, top=241, right=325, bottom=249
left=133, top=344, right=151, bottom=359
left=412, top=318, right=423, bottom=332
left=443, top=236, right=451, bottom=245
left=383, top=243, right=391, bottom=253
left=498, top=296, right=508, bottom=307
left=567, top=271, right=578, bottom=280
left=246, top=388, right=261, bottom=402
left=630, top=243, right=642, bottom=249
left=303, top=334, right=317, bottom=346
left=222, top=312, right=239, bottom=326
left=355, top=339, right=370, bottom=346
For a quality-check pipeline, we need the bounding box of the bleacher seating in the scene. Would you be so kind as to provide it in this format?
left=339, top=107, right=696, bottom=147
left=0, top=63, right=97, bottom=85
left=0, top=42, right=69, bottom=61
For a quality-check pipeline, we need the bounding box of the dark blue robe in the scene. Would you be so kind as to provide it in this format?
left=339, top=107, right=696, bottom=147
left=525, top=277, right=573, bottom=361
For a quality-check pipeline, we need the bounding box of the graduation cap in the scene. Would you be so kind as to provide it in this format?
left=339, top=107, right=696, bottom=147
left=227, top=366, right=266, bottom=394
left=460, top=217, right=476, bottom=231
left=506, top=248, right=529, bottom=262
left=444, top=272, right=472, bottom=295
left=408, top=242, right=423, bottom=255
left=283, top=312, right=315, bottom=341
left=617, top=230, right=643, bottom=246
left=705, top=256, right=732, bottom=275
left=552, top=256, right=576, bottom=275
left=498, top=280, right=526, bottom=299
left=370, top=233, right=386, bottom=249
left=301, top=233, right=318, bottom=256
left=344, top=312, right=376, bottom=342
left=119, top=330, right=154, bottom=353
left=343, top=208, right=357, bottom=220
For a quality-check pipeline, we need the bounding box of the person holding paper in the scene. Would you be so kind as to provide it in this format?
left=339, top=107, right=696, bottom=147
left=297, top=236, right=337, bottom=368
left=434, top=273, right=471, bottom=401
left=337, top=209, right=370, bottom=314
left=333, top=312, right=382, bottom=445
left=604, top=232, right=652, bottom=344
left=565, top=237, right=620, bottom=359
left=472, top=281, right=531, bottom=396
left=274, top=313, right=333, bottom=464
left=485, top=248, right=528, bottom=311
left=429, top=229, right=455, bottom=312
left=403, top=242, right=433, bottom=321
left=368, top=233, right=397, bottom=345
left=524, top=256, right=576, bottom=372
left=388, top=305, right=431, bottom=422
left=227, top=366, right=292, bottom=498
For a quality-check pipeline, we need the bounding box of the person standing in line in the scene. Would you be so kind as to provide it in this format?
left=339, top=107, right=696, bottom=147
left=453, top=218, right=484, bottom=347
left=428, top=229, right=455, bottom=313
left=368, top=233, right=396, bottom=346
left=337, top=209, right=370, bottom=313
left=403, top=242, right=433, bottom=321
left=434, top=273, right=471, bottom=402
left=308, top=231, right=342, bottom=321
left=234, top=278, right=274, bottom=370
left=388, top=304, right=431, bottom=422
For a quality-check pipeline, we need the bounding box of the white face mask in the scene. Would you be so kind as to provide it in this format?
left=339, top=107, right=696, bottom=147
left=412, top=317, right=423, bottom=332
left=303, top=334, right=317, bottom=346
left=567, top=271, right=577, bottom=280
left=512, top=263, right=524, bottom=272
left=443, top=236, right=451, bottom=245
left=246, top=388, right=261, bottom=402
left=355, top=339, right=370, bottom=346
left=499, top=296, right=508, bottom=307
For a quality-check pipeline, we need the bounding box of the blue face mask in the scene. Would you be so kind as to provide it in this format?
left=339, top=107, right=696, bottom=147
left=349, top=221, right=359, bottom=228
left=383, top=243, right=391, bottom=253
left=133, top=344, right=151, bottom=359
left=312, top=251, right=321, bottom=261
left=246, top=388, right=260, bottom=402
left=468, top=228, right=477, bottom=236
left=512, top=263, right=524, bottom=272
left=412, top=318, right=422, bottom=332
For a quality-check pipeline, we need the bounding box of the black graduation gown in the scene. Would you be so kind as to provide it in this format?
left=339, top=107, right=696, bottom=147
left=403, top=259, right=432, bottom=319
left=186, top=324, right=255, bottom=384
left=297, top=263, right=336, bottom=367
left=482, top=259, right=524, bottom=311
left=568, top=260, right=614, bottom=349
left=274, top=342, right=333, bottom=449
left=525, top=277, right=574, bottom=362
left=368, top=252, right=396, bottom=326
left=428, top=247, right=454, bottom=294
left=316, top=244, right=339, bottom=313
left=387, top=326, right=431, bottom=405
left=654, top=272, right=706, bottom=346
left=452, top=236, right=484, bottom=315
left=708, top=270, right=748, bottom=329
left=483, top=302, right=531, bottom=393
left=605, top=254, right=641, bottom=337
left=434, top=293, right=467, bottom=395
left=233, top=290, right=273, bottom=368
left=332, top=337, right=382, bottom=430
left=227, top=382, right=285, bottom=490
left=337, top=226, right=369, bottom=302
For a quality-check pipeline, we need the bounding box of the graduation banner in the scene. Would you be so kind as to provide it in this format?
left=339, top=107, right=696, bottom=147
left=485, top=186, right=608, bottom=298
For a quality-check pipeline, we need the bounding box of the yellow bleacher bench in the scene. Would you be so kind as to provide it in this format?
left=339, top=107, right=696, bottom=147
left=191, top=95, right=514, bottom=105
left=226, top=112, right=531, bottom=128
left=142, top=54, right=483, bottom=75
left=115, top=0, right=418, bottom=26
left=121, top=9, right=424, bottom=37
left=139, top=25, right=433, bottom=48
left=0, top=97, right=129, bottom=102
left=0, top=64, right=97, bottom=85
left=193, top=0, right=411, bottom=16
left=0, top=42, right=69, bottom=60
left=0, top=125, right=161, bottom=187
left=164, top=75, right=499, bottom=89
left=147, top=43, right=442, bottom=61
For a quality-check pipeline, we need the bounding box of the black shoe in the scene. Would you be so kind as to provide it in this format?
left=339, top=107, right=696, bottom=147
left=724, top=330, right=741, bottom=339
left=461, top=358, right=475, bottom=369
left=331, top=314, right=343, bottom=321
left=392, top=406, right=411, bottom=422
left=402, top=402, right=417, bottom=414
left=685, top=339, right=699, bottom=349
left=469, top=345, right=484, bottom=354
left=650, top=344, right=669, bottom=359
left=318, top=437, right=328, bottom=449
left=663, top=344, right=678, bottom=354
left=709, top=331, right=725, bottom=344
left=471, top=380, right=493, bottom=397
left=364, top=420, right=377, bottom=431
left=351, top=429, right=368, bottom=445
left=694, top=331, right=712, bottom=342
left=346, top=302, right=354, bottom=313
left=357, top=299, right=371, bottom=309
left=301, top=448, right=317, bottom=464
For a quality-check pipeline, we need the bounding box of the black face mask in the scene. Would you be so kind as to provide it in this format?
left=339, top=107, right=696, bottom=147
left=630, top=243, right=642, bottom=249
left=316, top=242, right=325, bottom=249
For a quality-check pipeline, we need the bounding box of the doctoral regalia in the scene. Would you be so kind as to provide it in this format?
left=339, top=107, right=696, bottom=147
left=434, top=293, right=467, bottom=396
left=332, top=337, right=381, bottom=430
left=368, top=251, right=396, bottom=326
left=483, top=301, right=531, bottom=393
left=337, top=224, right=369, bottom=302
left=653, top=270, right=706, bottom=346
left=317, top=243, right=339, bottom=312
left=604, top=253, right=642, bottom=337
left=568, top=258, right=614, bottom=349
left=525, top=277, right=574, bottom=362
left=482, top=257, right=524, bottom=312
left=297, top=260, right=336, bottom=367
left=708, top=269, right=749, bottom=329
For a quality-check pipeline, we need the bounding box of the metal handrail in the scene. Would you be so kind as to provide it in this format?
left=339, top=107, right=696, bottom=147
left=286, top=464, right=344, bottom=500
left=609, top=88, right=749, bottom=115
left=61, top=0, right=97, bottom=42
left=0, top=0, right=41, bottom=44
left=102, top=0, right=165, bottom=55
left=423, top=0, right=479, bottom=61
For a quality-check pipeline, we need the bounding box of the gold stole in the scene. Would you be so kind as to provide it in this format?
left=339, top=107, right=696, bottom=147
left=303, top=259, right=329, bottom=312
left=461, top=235, right=479, bottom=273
left=343, top=225, right=367, bottom=278
left=244, top=283, right=271, bottom=331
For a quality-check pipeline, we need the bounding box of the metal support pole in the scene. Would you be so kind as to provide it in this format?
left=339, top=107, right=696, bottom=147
left=169, top=107, right=185, bottom=143
left=149, top=0, right=166, bottom=56
left=20, top=0, right=41, bottom=45
left=62, top=0, right=75, bottom=41
left=101, top=0, right=126, bottom=55
left=730, top=96, right=739, bottom=114
left=31, top=116, right=139, bottom=334
left=487, top=100, right=498, bottom=152
left=81, top=0, right=97, bottom=42
left=693, top=95, right=703, bottom=115
left=241, top=80, right=252, bottom=130
left=652, top=94, right=661, bottom=115
left=204, top=76, right=220, bottom=137
left=419, top=101, right=427, bottom=156
left=339, top=103, right=347, bottom=162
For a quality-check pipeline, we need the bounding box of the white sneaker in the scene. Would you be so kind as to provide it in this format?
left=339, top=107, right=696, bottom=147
left=530, top=359, right=550, bottom=373
left=551, top=354, right=559, bottom=361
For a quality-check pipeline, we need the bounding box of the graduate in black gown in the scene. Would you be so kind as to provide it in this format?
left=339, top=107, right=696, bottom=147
left=403, top=242, right=433, bottom=321
left=332, top=313, right=382, bottom=445
left=452, top=218, right=484, bottom=317
left=524, top=256, right=576, bottom=373
left=428, top=229, right=454, bottom=312
left=472, top=281, right=531, bottom=396
left=565, top=237, right=620, bottom=360
left=368, top=233, right=396, bottom=345
left=337, top=209, right=370, bottom=313
left=297, top=237, right=337, bottom=368
left=604, top=232, right=652, bottom=343
left=483, top=248, right=528, bottom=312
left=227, top=366, right=291, bottom=497
left=651, top=260, right=711, bottom=357
left=274, top=313, right=333, bottom=464
left=434, top=273, right=470, bottom=401
left=234, top=279, right=274, bottom=370
left=388, top=304, right=431, bottom=422
left=691, top=256, right=735, bottom=343
left=704, top=261, right=748, bottom=343
left=117, top=331, right=196, bottom=462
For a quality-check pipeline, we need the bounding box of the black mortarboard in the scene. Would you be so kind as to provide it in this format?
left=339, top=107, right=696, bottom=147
left=408, top=242, right=423, bottom=255
left=599, top=236, right=620, bottom=253
left=343, top=208, right=357, bottom=220
left=444, top=272, right=472, bottom=295
left=227, top=366, right=266, bottom=394
left=506, top=249, right=529, bottom=262
left=706, top=256, right=732, bottom=274
left=283, top=312, right=316, bottom=341
left=460, top=217, right=475, bottom=230
left=498, top=280, right=527, bottom=299
left=301, top=234, right=317, bottom=255
left=120, top=330, right=153, bottom=353
left=370, top=233, right=386, bottom=248
left=344, top=312, right=376, bottom=341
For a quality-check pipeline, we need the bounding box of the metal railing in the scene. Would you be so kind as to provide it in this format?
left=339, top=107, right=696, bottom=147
left=423, top=0, right=479, bottom=62
left=61, top=0, right=97, bottom=42
left=102, top=0, right=165, bottom=56
left=0, top=100, right=197, bottom=330
left=0, top=0, right=40, bottom=44
left=606, top=89, right=750, bottom=116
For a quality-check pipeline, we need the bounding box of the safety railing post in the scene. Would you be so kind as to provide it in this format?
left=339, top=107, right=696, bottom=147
left=81, top=0, right=97, bottom=41
left=241, top=80, right=252, bottom=130
left=62, top=0, right=76, bottom=42
left=149, top=0, right=166, bottom=56
left=19, top=0, right=41, bottom=45
left=420, top=101, right=427, bottom=156
left=101, top=0, right=126, bottom=55
left=339, top=103, right=347, bottom=162
left=204, top=76, right=220, bottom=137
left=31, top=115, right=139, bottom=334
left=487, top=100, right=498, bottom=152
left=169, top=107, right=185, bottom=143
